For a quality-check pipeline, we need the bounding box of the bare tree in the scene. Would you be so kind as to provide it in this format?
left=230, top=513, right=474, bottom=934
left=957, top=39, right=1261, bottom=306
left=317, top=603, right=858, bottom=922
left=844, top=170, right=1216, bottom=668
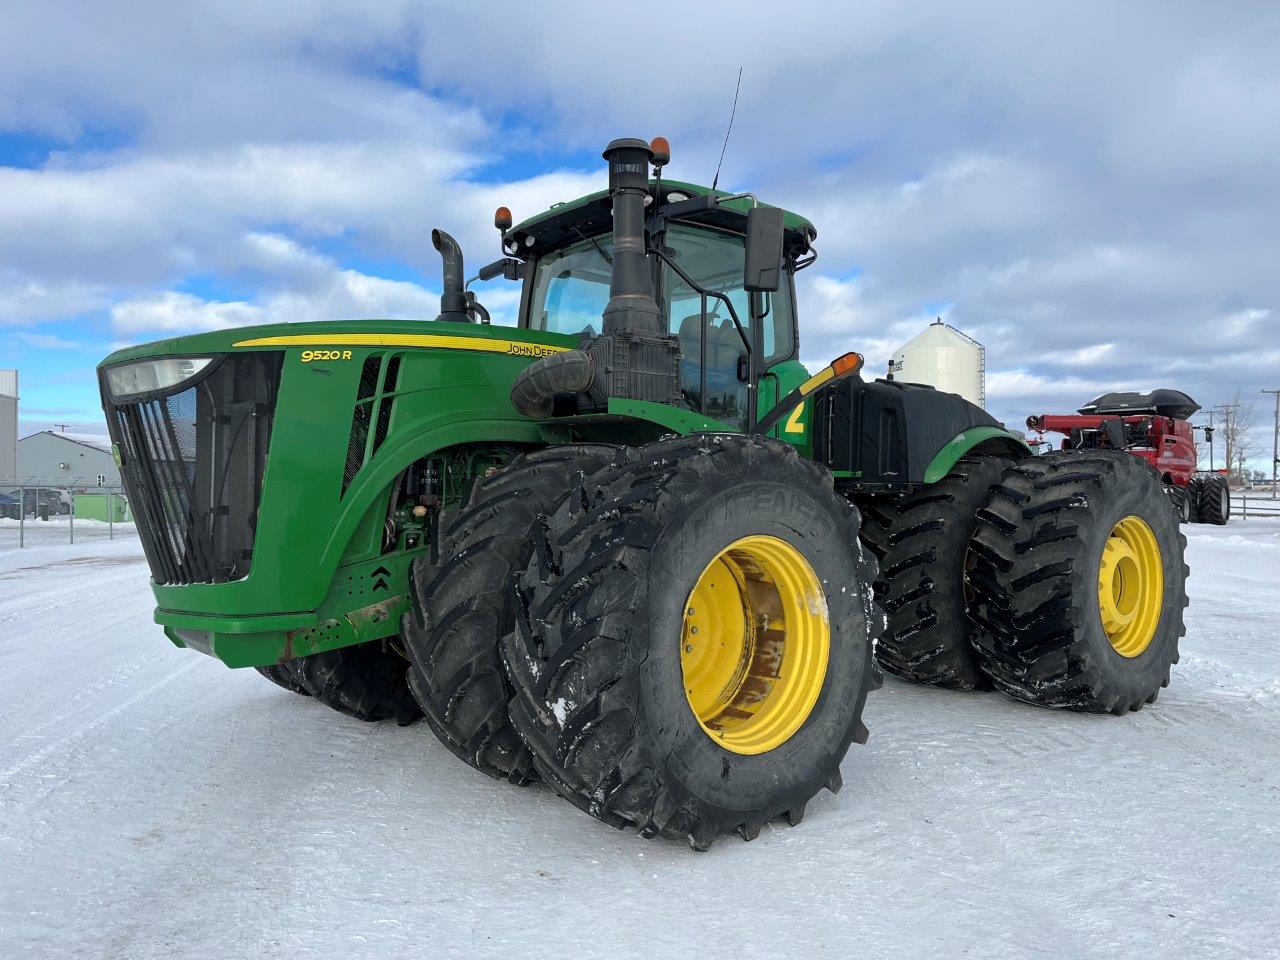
left=1219, top=389, right=1257, bottom=486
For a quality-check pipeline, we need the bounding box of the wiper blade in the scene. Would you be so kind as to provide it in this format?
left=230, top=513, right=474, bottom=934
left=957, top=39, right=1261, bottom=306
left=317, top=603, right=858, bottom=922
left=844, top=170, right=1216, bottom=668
left=573, top=226, right=613, bottom=266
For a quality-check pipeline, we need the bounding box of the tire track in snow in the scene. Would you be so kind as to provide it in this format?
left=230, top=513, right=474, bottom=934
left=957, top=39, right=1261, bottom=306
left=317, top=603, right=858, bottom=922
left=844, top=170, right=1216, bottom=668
left=0, top=658, right=200, bottom=784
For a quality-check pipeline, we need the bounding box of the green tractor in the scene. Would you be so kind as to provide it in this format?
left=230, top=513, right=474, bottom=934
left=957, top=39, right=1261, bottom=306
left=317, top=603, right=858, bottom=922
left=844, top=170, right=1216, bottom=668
left=98, top=137, right=1188, bottom=848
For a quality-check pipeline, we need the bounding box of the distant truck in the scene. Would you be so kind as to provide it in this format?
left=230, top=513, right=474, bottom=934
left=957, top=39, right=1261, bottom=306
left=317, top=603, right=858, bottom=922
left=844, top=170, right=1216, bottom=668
left=1027, top=389, right=1230, bottom=525
left=0, top=487, right=72, bottom=518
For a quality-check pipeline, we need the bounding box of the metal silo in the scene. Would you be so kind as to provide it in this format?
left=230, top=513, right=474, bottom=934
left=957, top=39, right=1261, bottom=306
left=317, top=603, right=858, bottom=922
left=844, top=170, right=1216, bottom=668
left=888, top=320, right=986, bottom=408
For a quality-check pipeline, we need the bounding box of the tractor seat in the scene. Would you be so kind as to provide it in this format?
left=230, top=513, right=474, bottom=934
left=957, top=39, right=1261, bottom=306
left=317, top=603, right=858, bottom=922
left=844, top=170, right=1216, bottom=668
left=678, top=315, right=743, bottom=380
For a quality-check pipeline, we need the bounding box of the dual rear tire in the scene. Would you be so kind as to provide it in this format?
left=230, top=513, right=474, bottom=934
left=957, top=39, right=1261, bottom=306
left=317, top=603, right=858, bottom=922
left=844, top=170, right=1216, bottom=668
left=861, top=450, right=1187, bottom=715
left=1192, top=475, right=1231, bottom=525
left=860, top=455, right=1009, bottom=691
left=968, top=452, right=1188, bottom=712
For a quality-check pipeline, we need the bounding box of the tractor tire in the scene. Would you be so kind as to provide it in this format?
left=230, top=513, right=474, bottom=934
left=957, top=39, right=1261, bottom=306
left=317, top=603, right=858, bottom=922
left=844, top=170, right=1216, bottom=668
left=1196, top=475, right=1231, bottom=525
left=501, top=434, right=879, bottom=850
left=403, top=444, right=621, bottom=783
left=859, top=454, right=1011, bottom=690
left=290, top=639, right=422, bottom=724
left=1165, top=484, right=1192, bottom=524
left=968, top=451, right=1188, bottom=713
left=254, top=663, right=310, bottom=696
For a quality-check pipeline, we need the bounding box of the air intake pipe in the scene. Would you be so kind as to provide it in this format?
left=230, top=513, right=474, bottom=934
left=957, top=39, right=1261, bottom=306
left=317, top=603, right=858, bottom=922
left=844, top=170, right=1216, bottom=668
left=600, top=138, right=664, bottom=336
left=511, top=138, right=680, bottom=417
left=433, top=228, right=470, bottom=323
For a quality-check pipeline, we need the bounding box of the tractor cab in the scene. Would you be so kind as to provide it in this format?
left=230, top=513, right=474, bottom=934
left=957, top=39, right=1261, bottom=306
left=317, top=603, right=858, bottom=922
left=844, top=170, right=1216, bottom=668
left=495, top=169, right=816, bottom=430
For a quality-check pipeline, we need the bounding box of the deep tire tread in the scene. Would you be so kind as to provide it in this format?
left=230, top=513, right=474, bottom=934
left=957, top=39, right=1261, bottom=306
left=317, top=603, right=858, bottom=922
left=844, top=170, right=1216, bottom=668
left=502, top=433, right=879, bottom=849
left=290, top=640, right=421, bottom=724
left=859, top=455, right=1010, bottom=690
left=968, top=451, right=1188, bottom=712
left=403, top=443, right=620, bottom=783
left=254, top=663, right=311, bottom=696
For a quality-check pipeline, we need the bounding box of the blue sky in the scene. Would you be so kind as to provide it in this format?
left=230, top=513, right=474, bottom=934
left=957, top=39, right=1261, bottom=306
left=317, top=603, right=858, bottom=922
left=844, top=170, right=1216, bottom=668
left=1, top=2, right=1277, bottom=466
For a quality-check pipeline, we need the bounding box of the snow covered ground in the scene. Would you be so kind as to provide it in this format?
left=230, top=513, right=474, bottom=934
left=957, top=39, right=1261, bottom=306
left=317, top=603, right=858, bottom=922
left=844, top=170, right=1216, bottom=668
left=2, top=522, right=1278, bottom=960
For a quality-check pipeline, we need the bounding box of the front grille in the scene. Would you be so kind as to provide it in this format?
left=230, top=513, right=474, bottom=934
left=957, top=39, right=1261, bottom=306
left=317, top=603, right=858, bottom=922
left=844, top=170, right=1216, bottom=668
left=104, top=353, right=284, bottom=585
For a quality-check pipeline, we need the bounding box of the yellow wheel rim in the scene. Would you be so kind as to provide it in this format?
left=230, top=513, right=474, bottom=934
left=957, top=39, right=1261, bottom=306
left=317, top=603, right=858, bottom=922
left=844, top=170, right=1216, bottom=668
left=680, top=535, right=830, bottom=755
left=1097, top=515, right=1164, bottom=658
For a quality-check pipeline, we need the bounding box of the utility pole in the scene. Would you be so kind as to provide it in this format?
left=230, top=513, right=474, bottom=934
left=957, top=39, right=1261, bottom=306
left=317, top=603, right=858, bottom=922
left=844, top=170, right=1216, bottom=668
left=1264, top=389, right=1280, bottom=500
left=1212, top=403, right=1235, bottom=481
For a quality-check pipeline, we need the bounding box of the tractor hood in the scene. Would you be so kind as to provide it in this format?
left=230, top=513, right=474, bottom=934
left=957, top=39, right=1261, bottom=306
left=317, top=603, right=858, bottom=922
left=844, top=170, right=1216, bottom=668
left=95, top=315, right=581, bottom=654
left=98, top=317, right=574, bottom=370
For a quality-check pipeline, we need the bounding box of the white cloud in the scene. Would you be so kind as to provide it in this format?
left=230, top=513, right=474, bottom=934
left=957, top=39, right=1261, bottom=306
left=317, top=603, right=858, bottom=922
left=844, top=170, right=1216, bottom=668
left=1, top=2, right=1278, bottom=466
left=110, top=291, right=262, bottom=333
left=1224, top=308, right=1270, bottom=337
left=11, top=331, right=82, bottom=349
left=0, top=275, right=109, bottom=325
left=1044, top=343, right=1117, bottom=367
left=111, top=253, right=443, bottom=335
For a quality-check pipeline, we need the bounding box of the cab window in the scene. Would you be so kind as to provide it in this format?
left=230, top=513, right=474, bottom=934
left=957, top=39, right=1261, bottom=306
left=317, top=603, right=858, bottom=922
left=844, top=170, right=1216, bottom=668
left=527, top=237, right=614, bottom=337
left=662, top=224, right=796, bottom=425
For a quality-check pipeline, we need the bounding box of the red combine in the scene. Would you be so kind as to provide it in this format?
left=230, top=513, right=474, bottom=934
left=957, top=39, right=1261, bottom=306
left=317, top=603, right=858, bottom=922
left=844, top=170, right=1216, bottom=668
left=1026, top=389, right=1230, bottom=525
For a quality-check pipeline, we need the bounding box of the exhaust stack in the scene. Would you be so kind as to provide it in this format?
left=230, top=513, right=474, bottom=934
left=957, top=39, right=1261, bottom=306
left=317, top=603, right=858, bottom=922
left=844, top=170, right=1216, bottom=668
left=432, top=229, right=470, bottom=324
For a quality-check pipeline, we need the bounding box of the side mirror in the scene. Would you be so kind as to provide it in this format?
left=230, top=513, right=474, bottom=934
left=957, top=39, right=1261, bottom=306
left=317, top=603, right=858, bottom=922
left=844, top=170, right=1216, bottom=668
left=744, top=205, right=784, bottom=293
left=477, top=258, right=524, bottom=283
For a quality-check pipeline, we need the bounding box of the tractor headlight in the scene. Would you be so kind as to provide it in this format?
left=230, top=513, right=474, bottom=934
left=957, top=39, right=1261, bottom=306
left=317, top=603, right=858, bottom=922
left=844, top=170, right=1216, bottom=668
left=105, top=357, right=216, bottom=399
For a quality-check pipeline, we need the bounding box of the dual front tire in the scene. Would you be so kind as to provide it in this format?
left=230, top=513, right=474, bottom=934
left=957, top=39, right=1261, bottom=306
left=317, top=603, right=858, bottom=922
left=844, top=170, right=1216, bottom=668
left=400, top=444, right=620, bottom=783
left=500, top=435, right=877, bottom=849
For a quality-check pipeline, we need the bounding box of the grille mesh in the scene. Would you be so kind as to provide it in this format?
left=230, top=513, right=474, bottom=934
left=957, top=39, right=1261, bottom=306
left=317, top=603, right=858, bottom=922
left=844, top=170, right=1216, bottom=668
left=342, top=353, right=401, bottom=495
left=104, top=352, right=283, bottom=585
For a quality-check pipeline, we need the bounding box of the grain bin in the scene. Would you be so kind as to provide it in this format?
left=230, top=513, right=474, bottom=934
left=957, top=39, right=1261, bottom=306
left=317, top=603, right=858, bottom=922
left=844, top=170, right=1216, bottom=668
left=888, top=320, right=986, bottom=408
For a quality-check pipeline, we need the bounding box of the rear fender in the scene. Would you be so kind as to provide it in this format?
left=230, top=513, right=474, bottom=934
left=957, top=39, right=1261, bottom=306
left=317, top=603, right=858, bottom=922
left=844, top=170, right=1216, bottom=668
left=923, top=426, right=1033, bottom=483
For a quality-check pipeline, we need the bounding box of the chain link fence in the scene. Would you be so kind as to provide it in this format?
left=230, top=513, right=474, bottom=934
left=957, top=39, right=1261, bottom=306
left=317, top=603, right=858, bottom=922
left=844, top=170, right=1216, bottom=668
left=0, top=481, right=137, bottom=551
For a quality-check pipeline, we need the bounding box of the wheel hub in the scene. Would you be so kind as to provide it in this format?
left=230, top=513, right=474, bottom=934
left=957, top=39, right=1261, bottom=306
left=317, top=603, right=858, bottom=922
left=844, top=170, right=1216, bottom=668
left=680, top=535, right=830, bottom=755
left=1097, top=515, right=1163, bottom=657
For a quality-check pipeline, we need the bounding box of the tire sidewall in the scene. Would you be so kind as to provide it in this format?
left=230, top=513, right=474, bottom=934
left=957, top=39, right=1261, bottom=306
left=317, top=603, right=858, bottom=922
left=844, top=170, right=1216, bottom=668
left=1078, top=465, right=1186, bottom=699
left=635, top=475, right=870, bottom=816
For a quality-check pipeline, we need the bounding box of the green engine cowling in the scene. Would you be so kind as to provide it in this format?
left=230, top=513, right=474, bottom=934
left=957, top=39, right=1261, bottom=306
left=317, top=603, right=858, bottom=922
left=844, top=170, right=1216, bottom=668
left=99, top=319, right=588, bottom=667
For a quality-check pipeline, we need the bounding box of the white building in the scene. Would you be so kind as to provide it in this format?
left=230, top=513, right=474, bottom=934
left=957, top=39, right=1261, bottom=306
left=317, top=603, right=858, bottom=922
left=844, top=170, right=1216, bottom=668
left=17, top=431, right=120, bottom=488
left=0, top=371, right=16, bottom=484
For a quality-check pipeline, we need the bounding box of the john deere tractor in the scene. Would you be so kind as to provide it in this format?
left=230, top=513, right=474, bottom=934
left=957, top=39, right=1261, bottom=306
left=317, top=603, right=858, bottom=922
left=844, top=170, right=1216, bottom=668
left=98, top=138, right=1188, bottom=848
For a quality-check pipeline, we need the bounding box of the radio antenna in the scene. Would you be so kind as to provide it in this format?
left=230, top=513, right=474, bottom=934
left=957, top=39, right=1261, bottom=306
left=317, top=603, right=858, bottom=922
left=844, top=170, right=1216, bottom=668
left=710, top=67, right=743, bottom=193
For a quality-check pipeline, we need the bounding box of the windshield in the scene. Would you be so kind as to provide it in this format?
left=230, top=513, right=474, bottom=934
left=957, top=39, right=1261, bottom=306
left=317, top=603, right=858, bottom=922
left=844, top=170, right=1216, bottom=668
left=524, top=223, right=795, bottom=369
left=527, top=236, right=614, bottom=337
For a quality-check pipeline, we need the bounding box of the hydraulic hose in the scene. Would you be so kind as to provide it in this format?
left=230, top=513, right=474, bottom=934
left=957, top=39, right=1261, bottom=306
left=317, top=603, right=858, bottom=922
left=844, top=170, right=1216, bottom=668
left=509, top=350, right=596, bottom=419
